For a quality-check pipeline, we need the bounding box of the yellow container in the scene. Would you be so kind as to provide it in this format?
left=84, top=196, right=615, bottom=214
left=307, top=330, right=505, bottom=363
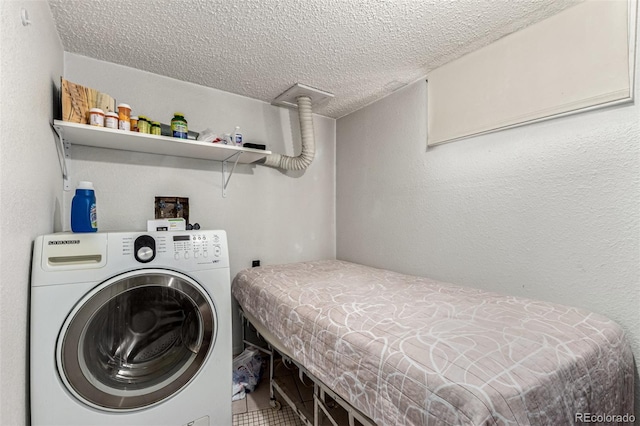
left=138, top=115, right=151, bottom=134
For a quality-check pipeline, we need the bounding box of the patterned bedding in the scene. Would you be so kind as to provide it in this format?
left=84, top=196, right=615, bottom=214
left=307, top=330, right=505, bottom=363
left=232, top=260, right=634, bottom=425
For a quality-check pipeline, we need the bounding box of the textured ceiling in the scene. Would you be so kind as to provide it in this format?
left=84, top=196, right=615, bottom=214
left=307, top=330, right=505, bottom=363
left=48, top=0, right=580, bottom=118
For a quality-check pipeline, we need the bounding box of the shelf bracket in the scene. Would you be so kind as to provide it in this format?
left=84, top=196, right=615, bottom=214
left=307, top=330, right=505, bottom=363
left=52, top=123, right=71, bottom=191
left=221, top=151, right=243, bottom=197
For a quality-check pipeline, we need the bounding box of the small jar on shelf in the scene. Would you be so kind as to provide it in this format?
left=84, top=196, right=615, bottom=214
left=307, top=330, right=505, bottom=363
left=138, top=115, right=151, bottom=134
left=171, top=113, right=188, bottom=139
left=151, top=121, right=162, bottom=135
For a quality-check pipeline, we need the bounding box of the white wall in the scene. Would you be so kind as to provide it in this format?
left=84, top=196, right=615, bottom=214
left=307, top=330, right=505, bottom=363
left=336, top=48, right=640, bottom=418
left=63, top=54, right=336, bottom=353
left=2, top=1, right=635, bottom=423
left=1, top=12, right=335, bottom=422
left=0, top=1, right=64, bottom=424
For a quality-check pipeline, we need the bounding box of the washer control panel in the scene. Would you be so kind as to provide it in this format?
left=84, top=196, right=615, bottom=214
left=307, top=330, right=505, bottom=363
left=169, top=233, right=222, bottom=260
left=117, top=230, right=228, bottom=269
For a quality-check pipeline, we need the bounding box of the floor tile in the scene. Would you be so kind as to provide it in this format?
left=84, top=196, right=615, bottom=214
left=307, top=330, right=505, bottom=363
left=232, top=405, right=304, bottom=426
left=233, top=398, right=247, bottom=415
left=246, top=378, right=273, bottom=412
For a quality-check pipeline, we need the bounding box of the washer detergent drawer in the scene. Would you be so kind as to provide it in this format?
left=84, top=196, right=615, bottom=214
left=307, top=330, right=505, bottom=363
left=40, top=233, right=108, bottom=271
left=57, top=269, right=216, bottom=411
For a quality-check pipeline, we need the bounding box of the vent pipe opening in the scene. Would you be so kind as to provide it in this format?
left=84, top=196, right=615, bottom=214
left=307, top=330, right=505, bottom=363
left=262, top=84, right=334, bottom=171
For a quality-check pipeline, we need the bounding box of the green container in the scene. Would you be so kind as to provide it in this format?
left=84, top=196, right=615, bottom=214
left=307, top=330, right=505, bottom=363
left=171, top=113, right=188, bottom=139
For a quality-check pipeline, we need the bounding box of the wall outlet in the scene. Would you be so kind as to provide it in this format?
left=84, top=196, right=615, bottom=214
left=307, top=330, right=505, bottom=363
left=252, top=260, right=261, bottom=267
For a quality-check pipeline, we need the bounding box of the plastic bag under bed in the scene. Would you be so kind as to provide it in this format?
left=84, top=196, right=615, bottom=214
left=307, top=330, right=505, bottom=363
left=232, top=347, right=263, bottom=401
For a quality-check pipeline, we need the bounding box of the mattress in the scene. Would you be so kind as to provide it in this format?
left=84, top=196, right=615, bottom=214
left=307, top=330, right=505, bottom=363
left=232, top=260, right=634, bottom=425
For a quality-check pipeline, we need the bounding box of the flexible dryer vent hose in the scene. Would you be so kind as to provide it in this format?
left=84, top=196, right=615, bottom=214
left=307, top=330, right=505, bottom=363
left=262, top=95, right=315, bottom=170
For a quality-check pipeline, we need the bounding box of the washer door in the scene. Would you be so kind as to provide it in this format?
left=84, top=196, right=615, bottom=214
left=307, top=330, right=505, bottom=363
left=57, top=269, right=216, bottom=411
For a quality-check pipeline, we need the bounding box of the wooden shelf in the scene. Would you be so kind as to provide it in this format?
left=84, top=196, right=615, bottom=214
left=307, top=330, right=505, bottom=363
left=53, top=120, right=271, bottom=164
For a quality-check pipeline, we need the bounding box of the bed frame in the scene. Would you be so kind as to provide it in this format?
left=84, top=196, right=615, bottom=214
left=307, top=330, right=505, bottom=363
left=239, top=308, right=376, bottom=426
left=232, top=260, right=635, bottom=425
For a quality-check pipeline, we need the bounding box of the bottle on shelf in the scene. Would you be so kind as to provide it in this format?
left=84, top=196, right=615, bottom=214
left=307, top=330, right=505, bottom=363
left=105, top=112, right=118, bottom=129
left=117, top=103, right=131, bottom=131
left=171, top=113, right=188, bottom=139
left=89, top=108, right=105, bottom=127
left=151, top=121, right=162, bottom=135
left=233, top=126, right=243, bottom=146
left=138, top=116, right=151, bottom=134
left=71, top=181, right=97, bottom=233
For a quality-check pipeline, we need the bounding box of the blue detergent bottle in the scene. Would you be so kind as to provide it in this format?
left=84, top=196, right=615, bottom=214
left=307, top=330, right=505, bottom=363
left=71, top=181, right=97, bottom=233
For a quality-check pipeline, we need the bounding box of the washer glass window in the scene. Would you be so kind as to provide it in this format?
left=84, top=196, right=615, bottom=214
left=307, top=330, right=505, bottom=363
left=58, top=271, right=216, bottom=411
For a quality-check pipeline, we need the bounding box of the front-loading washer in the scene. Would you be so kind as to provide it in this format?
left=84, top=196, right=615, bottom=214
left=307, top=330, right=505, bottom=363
left=30, top=230, right=232, bottom=426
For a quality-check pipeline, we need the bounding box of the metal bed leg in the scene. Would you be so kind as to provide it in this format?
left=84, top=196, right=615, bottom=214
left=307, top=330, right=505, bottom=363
left=313, top=383, right=319, bottom=426
left=268, top=344, right=279, bottom=408
left=314, top=387, right=339, bottom=426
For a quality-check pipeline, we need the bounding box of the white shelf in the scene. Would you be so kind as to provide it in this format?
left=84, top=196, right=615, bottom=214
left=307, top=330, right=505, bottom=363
left=53, top=120, right=271, bottom=197
left=53, top=120, right=271, bottom=164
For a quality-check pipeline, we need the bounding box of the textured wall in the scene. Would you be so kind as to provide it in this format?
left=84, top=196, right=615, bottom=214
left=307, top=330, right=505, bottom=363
left=63, top=53, right=336, bottom=353
left=0, top=1, right=64, bottom=424
left=337, top=53, right=640, bottom=419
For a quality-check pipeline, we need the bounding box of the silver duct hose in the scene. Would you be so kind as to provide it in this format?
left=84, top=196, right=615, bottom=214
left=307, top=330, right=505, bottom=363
left=262, top=95, right=315, bottom=170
